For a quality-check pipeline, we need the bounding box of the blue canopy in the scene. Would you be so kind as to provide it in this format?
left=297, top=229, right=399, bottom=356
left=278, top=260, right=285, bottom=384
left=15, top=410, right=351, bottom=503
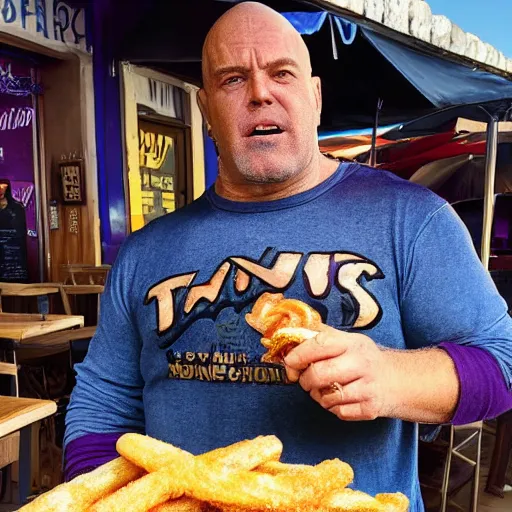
left=362, top=28, right=512, bottom=108
left=281, top=11, right=328, bottom=36
left=282, top=10, right=512, bottom=109
left=281, top=11, right=357, bottom=45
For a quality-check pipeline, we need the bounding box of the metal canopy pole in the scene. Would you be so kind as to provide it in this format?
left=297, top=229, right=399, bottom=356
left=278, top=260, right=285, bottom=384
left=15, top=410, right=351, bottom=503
left=369, top=98, right=383, bottom=167
left=480, top=115, right=499, bottom=271
left=470, top=110, right=499, bottom=512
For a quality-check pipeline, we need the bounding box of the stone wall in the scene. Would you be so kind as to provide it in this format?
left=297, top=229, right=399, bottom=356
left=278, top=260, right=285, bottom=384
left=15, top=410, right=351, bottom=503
left=326, top=0, right=512, bottom=75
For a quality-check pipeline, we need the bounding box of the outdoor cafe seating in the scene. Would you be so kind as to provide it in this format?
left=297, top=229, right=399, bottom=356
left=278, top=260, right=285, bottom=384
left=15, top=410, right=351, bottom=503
left=0, top=267, right=106, bottom=505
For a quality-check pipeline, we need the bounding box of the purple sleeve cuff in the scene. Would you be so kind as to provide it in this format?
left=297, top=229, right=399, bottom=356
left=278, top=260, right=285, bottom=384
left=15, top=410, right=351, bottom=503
left=440, top=342, right=512, bottom=425
left=64, top=433, right=124, bottom=481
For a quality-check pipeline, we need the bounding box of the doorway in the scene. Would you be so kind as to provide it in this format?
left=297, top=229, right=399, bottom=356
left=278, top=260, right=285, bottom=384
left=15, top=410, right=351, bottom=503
left=0, top=53, right=43, bottom=282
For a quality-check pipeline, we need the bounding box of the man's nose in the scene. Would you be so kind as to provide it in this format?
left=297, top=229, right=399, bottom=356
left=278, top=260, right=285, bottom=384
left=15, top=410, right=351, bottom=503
left=248, top=75, right=273, bottom=108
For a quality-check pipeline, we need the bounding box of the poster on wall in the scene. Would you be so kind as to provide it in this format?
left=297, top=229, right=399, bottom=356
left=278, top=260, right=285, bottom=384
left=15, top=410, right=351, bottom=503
left=137, top=127, right=177, bottom=226
left=60, top=159, right=85, bottom=204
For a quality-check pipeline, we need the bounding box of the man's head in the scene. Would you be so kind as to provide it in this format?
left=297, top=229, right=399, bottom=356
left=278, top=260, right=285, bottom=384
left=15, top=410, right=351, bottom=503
left=198, top=2, right=322, bottom=185
left=0, top=180, right=9, bottom=200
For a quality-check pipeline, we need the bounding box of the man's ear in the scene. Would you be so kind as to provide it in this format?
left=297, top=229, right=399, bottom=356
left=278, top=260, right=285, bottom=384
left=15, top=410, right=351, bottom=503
left=311, top=76, right=322, bottom=126
left=197, top=89, right=212, bottom=134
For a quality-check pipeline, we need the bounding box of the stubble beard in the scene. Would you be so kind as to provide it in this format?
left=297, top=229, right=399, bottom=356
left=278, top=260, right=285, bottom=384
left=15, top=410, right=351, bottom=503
left=231, top=142, right=314, bottom=184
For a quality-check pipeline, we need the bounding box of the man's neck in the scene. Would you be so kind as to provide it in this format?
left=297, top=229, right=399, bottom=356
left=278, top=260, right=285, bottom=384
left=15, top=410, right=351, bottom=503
left=214, top=153, right=340, bottom=202
left=0, top=197, right=7, bottom=210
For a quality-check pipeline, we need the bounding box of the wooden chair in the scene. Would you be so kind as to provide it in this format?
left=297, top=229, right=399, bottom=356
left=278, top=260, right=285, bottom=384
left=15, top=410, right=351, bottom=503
left=0, top=345, right=19, bottom=503
left=58, top=285, right=104, bottom=366
left=0, top=357, right=19, bottom=399
left=60, top=284, right=104, bottom=325
left=60, top=264, right=111, bottom=286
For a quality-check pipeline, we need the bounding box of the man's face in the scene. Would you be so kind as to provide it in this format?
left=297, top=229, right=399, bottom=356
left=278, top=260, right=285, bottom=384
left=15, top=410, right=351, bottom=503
left=0, top=183, right=7, bottom=200
left=199, top=14, right=322, bottom=184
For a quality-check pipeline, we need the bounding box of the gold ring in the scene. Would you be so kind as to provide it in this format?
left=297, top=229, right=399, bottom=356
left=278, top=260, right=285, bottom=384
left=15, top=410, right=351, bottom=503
left=330, top=381, right=344, bottom=402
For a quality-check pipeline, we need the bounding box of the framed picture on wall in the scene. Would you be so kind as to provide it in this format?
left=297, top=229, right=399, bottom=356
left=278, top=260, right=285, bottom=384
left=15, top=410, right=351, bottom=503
left=60, top=159, right=85, bottom=204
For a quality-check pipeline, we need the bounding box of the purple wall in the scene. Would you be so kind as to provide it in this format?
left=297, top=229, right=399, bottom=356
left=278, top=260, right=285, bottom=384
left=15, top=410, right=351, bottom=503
left=0, top=58, right=38, bottom=281
left=91, top=0, right=156, bottom=264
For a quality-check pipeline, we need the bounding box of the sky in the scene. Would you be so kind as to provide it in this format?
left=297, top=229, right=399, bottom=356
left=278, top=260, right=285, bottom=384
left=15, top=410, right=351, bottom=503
left=426, top=0, right=512, bottom=58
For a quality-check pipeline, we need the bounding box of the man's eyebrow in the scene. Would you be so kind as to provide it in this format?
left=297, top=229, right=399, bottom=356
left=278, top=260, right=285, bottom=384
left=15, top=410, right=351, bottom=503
left=213, top=58, right=300, bottom=78
left=214, top=65, right=250, bottom=78
left=264, top=58, right=300, bottom=70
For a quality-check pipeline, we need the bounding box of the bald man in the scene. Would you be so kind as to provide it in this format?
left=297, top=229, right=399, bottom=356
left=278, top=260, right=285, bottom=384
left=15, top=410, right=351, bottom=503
left=198, top=2, right=337, bottom=196
left=65, top=3, right=512, bottom=510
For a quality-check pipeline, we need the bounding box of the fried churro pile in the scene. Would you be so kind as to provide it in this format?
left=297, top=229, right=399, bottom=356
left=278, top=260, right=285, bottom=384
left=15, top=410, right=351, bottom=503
left=19, top=433, right=409, bottom=512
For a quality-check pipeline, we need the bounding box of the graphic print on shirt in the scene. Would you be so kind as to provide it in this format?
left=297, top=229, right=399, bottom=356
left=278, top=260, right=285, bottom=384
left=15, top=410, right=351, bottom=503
left=144, top=247, right=384, bottom=385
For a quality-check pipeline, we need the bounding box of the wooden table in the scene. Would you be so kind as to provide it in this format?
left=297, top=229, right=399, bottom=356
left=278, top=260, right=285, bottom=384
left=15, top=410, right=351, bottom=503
left=0, top=313, right=84, bottom=347
left=0, top=283, right=62, bottom=297
left=0, top=396, right=57, bottom=438
left=0, top=396, right=57, bottom=504
left=0, top=312, right=86, bottom=364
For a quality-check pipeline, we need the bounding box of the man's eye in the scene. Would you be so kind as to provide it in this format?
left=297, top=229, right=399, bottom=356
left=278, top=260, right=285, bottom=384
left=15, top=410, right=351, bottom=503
left=224, top=76, right=243, bottom=85
left=276, top=70, right=292, bottom=79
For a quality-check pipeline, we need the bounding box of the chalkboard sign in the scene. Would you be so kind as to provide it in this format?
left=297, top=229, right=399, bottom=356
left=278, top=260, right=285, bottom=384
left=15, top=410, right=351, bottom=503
left=0, top=229, right=29, bottom=282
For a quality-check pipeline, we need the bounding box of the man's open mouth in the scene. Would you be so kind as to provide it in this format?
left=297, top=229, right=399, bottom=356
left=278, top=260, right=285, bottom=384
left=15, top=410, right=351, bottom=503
left=249, top=125, right=284, bottom=136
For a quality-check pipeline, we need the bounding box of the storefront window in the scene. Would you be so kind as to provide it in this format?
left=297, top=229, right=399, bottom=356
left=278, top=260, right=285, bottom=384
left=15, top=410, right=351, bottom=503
left=130, top=119, right=189, bottom=230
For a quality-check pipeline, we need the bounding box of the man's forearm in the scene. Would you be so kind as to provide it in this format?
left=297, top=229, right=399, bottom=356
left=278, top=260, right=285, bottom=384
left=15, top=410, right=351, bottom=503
left=382, top=348, right=460, bottom=424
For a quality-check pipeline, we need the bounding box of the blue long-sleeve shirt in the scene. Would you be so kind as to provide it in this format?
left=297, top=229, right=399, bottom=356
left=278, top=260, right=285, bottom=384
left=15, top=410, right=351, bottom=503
left=65, top=163, right=512, bottom=511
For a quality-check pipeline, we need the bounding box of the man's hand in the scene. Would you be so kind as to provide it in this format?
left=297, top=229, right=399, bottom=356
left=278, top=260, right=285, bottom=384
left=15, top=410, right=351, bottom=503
left=283, top=324, right=460, bottom=424
left=283, top=325, right=391, bottom=421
